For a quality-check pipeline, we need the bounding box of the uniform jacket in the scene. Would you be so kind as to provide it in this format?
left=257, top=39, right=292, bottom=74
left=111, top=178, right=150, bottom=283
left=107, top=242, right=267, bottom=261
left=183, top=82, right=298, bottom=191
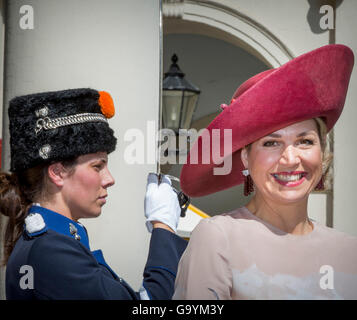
left=6, top=205, right=187, bottom=300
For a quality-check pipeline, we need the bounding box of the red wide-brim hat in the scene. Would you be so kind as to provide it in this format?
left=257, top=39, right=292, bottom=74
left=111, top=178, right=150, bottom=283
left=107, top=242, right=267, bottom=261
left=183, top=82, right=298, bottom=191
left=180, top=44, right=354, bottom=197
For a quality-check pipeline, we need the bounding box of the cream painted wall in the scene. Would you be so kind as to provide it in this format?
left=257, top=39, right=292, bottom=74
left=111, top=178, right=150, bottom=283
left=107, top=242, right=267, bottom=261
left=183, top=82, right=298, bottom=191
left=221, top=0, right=330, bottom=54
left=1, top=0, right=160, bottom=298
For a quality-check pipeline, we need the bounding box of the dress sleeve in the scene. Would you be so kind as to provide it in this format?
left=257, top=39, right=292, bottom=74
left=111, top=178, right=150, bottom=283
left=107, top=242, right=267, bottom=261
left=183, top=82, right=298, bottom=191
left=173, top=219, right=232, bottom=300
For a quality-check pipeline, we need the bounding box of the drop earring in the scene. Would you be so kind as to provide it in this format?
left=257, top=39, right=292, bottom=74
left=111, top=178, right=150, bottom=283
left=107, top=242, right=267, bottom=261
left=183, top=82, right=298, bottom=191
left=315, top=175, right=325, bottom=191
left=242, top=169, right=254, bottom=196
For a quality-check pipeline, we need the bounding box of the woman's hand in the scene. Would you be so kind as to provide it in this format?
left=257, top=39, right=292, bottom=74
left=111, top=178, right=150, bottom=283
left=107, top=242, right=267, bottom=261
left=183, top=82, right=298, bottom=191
left=144, top=173, right=181, bottom=234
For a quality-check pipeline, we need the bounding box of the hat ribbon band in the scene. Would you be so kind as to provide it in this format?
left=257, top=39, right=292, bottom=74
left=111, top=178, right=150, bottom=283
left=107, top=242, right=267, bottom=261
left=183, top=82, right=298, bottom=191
left=35, top=113, right=108, bottom=134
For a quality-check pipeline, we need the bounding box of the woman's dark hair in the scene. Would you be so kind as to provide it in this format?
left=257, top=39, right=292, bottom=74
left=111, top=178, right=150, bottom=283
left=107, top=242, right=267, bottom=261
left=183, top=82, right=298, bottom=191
left=0, top=158, right=77, bottom=265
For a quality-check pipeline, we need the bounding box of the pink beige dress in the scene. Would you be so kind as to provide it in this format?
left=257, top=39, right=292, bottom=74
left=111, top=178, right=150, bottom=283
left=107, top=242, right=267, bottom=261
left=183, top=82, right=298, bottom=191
left=173, top=207, right=357, bottom=300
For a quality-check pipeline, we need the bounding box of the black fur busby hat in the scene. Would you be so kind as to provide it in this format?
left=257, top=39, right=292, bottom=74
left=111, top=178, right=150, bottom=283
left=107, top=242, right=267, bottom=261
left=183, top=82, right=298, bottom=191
left=8, top=88, right=117, bottom=172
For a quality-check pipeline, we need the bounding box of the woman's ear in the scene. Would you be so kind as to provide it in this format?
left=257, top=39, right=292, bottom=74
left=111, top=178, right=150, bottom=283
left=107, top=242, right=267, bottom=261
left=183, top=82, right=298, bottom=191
left=241, top=147, right=249, bottom=169
left=47, top=163, right=66, bottom=187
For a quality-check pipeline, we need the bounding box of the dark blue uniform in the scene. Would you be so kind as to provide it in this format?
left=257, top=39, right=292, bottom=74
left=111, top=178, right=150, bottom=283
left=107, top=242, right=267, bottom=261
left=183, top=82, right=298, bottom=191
left=6, top=205, right=187, bottom=300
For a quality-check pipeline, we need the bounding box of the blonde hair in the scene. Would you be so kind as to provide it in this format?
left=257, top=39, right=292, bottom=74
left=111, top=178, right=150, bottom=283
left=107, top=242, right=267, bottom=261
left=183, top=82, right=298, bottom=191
left=313, top=117, right=333, bottom=176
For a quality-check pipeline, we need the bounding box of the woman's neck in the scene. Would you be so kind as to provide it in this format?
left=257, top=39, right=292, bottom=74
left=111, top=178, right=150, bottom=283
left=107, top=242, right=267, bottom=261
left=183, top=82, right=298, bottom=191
left=36, top=196, right=77, bottom=221
left=245, top=193, right=313, bottom=235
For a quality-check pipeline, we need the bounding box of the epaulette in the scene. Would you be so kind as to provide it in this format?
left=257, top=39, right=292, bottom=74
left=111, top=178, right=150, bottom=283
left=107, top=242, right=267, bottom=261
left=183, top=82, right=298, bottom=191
left=25, top=213, right=48, bottom=237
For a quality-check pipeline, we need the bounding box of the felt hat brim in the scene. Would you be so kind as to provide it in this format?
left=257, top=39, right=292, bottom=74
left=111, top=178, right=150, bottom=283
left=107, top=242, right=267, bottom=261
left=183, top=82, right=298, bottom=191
left=180, top=44, right=354, bottom=197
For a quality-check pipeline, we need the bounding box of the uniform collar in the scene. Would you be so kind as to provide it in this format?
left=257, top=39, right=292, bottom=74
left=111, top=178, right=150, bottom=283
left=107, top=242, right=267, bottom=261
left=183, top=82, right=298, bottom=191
left=28, top=204, right=90, bottom=250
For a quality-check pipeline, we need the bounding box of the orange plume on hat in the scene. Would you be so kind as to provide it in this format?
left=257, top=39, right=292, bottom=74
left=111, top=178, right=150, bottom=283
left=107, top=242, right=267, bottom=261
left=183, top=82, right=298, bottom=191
left=98, top=91, right=115, bottom=119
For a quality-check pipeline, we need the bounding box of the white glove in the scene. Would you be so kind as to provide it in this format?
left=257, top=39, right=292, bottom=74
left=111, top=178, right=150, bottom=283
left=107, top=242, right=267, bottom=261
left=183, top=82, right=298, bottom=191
left=144, top=173, right=181, bottom=233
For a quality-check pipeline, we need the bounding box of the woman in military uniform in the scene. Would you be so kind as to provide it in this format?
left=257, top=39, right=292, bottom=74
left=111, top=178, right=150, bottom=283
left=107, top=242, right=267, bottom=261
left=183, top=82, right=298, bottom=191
left=0, top=88, right=187, bottom=300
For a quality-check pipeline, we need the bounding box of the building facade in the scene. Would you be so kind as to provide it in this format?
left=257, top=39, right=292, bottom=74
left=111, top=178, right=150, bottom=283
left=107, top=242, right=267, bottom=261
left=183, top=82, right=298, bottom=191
left=0, top=0, right=356, bottom=299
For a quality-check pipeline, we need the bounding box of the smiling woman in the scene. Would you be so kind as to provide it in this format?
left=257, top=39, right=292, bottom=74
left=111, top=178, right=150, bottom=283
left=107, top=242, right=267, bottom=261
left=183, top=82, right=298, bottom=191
left=242, top=119, right=324, bottom=208
left=244, top=117, right=332, bottom=191
left=174, top=44, right=357, bottom=300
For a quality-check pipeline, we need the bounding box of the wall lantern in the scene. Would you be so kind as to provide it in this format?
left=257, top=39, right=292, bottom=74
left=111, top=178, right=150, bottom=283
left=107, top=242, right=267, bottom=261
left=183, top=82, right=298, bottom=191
left=162, top=54, right=200, bottom=134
